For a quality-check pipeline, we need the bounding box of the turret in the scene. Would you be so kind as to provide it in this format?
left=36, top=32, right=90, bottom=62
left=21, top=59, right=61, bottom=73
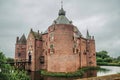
left=15, top=34, right=27, bottom=60
left=16, top=37, right=19, bottom=44
left=86, top=30, right=91, bottom=39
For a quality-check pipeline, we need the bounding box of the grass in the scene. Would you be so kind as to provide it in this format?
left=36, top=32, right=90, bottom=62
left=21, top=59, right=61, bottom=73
left=40, top=66, right=109, bottom=77
left=40, top=69, right=84, bottom=77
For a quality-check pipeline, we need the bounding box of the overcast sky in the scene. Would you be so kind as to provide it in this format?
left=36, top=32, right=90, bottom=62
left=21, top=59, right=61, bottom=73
left=0, top=0, right=120, bottom=58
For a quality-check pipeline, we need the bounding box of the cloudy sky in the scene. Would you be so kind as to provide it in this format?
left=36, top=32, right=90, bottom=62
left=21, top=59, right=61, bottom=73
left=0, top=0, right=120, bottom=58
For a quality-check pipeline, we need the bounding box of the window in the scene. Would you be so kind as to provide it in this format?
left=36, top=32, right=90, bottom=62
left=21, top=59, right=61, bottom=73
left=50, top=33, right=54, bottom=41
left=74, top=43, right=77, bottom=48
left=50, top=44, right=54, bottom=54
left=76, top=49, right=78, bottom=53
left=83, top=50, right=87, bottom=55
left=50, top=44, right=53, bottom=49
left=28, top=52, right=31, bottom=62
left=89, top=61, right=92, bottom=64
left=40, top=56, right=44, bottom=64
left=89, top=56, right=92, bottom=58
left=18, top=53, right=21, bottom=57
left=93, top=53, right=96, bottom=56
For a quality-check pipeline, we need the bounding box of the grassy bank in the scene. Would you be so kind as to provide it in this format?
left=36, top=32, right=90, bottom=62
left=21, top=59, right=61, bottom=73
left=97, top=62, right=120, bottom=66
left=40, top=69, right=84, bottom=77
left=40, top=66, right=108, bottom=77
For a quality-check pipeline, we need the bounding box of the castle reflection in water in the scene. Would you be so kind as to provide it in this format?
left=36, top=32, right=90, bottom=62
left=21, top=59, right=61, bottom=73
left=28, top=70, right=97, bottom=80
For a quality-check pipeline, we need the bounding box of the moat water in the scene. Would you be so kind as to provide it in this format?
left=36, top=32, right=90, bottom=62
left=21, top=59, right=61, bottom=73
left=28, top=66, right=120, bottom=80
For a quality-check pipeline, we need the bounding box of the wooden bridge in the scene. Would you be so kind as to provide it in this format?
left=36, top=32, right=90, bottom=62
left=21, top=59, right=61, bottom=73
left=7, top=59, right=31, bottom=70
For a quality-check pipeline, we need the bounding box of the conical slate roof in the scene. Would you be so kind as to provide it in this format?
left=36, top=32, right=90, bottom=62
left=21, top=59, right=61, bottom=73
left=53, top=7, right=71, bottom=24
left=44, top=5, right=83, bottom=37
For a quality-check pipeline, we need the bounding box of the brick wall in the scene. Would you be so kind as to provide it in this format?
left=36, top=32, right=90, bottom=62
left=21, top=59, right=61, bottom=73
left=15, top=44, right=26, bottom=60
left=47, top=24, right=80, bottom=72
left=26, top=32, right=36, bottom=71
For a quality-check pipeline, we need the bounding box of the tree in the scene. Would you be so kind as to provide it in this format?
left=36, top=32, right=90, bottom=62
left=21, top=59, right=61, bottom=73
left=0, top=51, right=30, bottom=80
left=96, top=50, right=109, bottom=59
left=104, top=58, right=113, bottom=62
left=117, top=56, right=120, bottom=60
left=6, top=57, right=14, bottom=63
left=97, top=58, right=103, bottom=62
left=0, top=52, right=11, bottom=80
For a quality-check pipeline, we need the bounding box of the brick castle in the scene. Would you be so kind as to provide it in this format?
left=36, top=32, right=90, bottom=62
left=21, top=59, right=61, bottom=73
left=15, top=6, right=96, bottom=72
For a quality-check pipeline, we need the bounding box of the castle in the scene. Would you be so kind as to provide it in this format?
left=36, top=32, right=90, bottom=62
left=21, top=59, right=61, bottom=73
left=15, top=6, right=96, bottom=72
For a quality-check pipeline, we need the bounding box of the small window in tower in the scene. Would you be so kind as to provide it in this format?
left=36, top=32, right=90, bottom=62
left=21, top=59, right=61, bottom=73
left=86, top=50, right=89, bottom=52
left=50, top=33, right=54, bottom=41
left=72, top=36, right=74, bottom=40
left=18, top=53, right=21, bottom=57
left=89, top=56, right=92, bottom=58
left=40, top=56, right=44, bottom=64
left=83, top=50, right=86, bottom=55
left=76, top=49, right=78, bottom=53
left=89, top=61, right=92, bottom=64
left=93, top=53, right=96, bottom=56
left=28, top=52, right=32, bottom=62
left=50, top=44, right=53, bottom=49
left=50, top=44, right=54, bottom=54
left=74, top=43, right=77, bottom=48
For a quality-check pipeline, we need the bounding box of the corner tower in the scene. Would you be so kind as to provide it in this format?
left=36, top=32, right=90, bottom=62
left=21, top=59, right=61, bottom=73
left=15, top=34, right=26, bottom=60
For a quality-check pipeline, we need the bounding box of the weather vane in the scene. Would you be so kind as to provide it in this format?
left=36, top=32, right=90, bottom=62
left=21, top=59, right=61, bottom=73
left=61, top=1, right=63, bottom=8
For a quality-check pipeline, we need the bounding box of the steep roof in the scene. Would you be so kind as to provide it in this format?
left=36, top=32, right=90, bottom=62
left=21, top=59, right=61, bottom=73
left=18, top=34, right=26, bottom=44
left=30, top=29, right=42, bottom=40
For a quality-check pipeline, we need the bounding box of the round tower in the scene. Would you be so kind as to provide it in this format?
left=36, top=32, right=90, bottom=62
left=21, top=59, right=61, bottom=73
left=47, top=7, right=81, bottom=72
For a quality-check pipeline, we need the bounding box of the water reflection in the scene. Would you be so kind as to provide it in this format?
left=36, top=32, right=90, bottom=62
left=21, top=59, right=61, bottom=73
left=97, top=66, right=120, bottom=76
left=83, top=70, right=97, bottom=78
left=28, top=66, right=120, bottom=80
left=28, top=70, right=97, bottom=80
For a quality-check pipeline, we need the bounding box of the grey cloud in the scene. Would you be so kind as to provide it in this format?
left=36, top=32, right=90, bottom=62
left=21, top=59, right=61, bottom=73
left=0, top=0, right=120, bottom=58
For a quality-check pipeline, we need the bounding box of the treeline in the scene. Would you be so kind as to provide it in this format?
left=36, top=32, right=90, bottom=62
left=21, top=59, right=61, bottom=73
left=96, top=50, right=120, bottom=66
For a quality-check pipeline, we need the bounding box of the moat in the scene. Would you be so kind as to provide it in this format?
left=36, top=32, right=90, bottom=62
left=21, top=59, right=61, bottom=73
left=28, top=66, right=120, bottom=80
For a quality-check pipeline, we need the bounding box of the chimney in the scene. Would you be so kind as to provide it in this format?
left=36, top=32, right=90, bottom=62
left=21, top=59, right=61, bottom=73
left=30, top=28, right=33, bottom=32
left=38, top=30, right=39, bottom=34
left=92, top=36, right=94, bottom=40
